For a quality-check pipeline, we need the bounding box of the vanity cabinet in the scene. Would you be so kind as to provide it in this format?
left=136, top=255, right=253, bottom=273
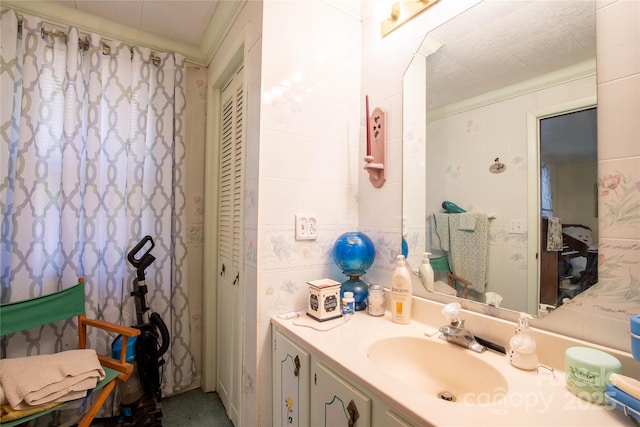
left=311, top=361, right=371, bottom=426
left=273, top=330, right=310, bottom=427
left=272, top=326, right=415, bottom=427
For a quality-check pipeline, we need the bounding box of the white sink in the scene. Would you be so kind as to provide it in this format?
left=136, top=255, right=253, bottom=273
left=367, top=336, right=508, bottom=403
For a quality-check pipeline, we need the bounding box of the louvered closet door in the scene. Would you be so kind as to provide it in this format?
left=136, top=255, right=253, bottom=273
left=217, top=66, right=245, bottom=427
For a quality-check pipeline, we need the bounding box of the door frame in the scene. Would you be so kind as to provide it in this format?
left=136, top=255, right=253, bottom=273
left=526, top=96, right=597, bottom=314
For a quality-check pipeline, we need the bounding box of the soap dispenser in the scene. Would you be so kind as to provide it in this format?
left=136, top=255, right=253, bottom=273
left=509, top=312, right=538, bottom=370
left=418, top=252, right=434, bottom=292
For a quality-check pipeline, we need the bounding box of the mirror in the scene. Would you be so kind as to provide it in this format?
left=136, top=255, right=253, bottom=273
left=402, top=0, right=596, bottom=315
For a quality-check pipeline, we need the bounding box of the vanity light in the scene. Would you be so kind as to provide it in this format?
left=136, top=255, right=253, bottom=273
left=381, top=0, right=439, bottom=37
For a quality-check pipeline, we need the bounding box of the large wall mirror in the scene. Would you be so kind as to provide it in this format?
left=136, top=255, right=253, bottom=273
left=402, top=0, right=596, bottom=316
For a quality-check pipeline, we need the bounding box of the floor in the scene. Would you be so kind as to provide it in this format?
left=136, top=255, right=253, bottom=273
left=92, top=389, right=233, bottom=427
left=162, top=389, right=233, bottom=427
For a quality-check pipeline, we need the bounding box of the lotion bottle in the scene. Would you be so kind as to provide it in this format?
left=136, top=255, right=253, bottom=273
left=391, top=255, right=412, bottom=324
left=418, top=252, right=435, bottom=292
left=508, top=312, right=538, bottom=370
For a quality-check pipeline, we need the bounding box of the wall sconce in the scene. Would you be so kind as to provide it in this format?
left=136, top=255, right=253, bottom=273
left=364, top=95, right=387, bottom=188
left=381, top=0, right=439, bottom=37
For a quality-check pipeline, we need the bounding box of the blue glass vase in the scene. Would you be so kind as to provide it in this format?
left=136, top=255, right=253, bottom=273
left=341, top=276, right=369, bottom=311
left=332, top=232, right=376, bottom=311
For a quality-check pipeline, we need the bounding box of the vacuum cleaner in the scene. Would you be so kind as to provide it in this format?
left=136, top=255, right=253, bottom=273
left=111, top=236, right=170, bottom=426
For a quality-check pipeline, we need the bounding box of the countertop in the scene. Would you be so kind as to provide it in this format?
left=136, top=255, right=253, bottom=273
left=272, top=306, right=636, bottom=426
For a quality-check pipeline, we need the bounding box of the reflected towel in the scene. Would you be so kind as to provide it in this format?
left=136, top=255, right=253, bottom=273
left=546, top=217, right=563, bottom=251
left=0, top=349, right=105, bottom=410
left=458, top=213, right=477, bottom=231
left=448, top=213, right=489, bottom=293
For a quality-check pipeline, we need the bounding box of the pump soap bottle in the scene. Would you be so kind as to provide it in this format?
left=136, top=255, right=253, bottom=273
left=391, top=255, right=412, bottom=324
left=509, top=312, right=538, bottom=370
left=418, top=252, right=434, bottom=292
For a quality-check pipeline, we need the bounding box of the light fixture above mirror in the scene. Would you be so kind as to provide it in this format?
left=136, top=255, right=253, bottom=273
left=381, top=0, right=439, bottom=37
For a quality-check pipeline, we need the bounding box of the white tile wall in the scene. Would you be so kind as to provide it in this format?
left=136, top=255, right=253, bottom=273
left=586, top=0, right=640, bottom=349
left=256, top=0, right=362, bottom=424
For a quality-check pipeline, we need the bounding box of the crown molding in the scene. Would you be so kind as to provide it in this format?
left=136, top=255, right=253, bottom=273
left=426, top=59, right=597, bottom=121
left=2, top=0, right=246, bottom=67
left=200, top=1, right=246, bottom=66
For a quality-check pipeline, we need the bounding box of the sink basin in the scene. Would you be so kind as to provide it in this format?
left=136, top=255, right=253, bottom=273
left=367, top=336, right=508, bottom=403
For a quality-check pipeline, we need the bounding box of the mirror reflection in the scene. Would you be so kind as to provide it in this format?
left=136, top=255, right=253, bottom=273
left=402, top=0, right=597, bottom=315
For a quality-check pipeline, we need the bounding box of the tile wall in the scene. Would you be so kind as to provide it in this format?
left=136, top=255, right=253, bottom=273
left=256, top=1, right=361, bottom=425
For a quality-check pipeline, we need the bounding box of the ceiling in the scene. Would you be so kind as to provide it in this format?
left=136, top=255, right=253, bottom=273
left=2, top=0, right=245, bottom=65
left=51, top=0, right=218, bottom=46
left=423, top=0, right=596, bottom=111
left=421, top=0, right=597, bottom=161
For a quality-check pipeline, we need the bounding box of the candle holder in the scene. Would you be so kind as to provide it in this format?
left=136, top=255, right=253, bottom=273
left=364, top=106, right=387, bottom=188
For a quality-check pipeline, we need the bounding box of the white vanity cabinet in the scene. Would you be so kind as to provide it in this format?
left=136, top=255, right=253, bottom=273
left=273, top=330, right=310, bottom=427
left=311, top=361, right=371, bottom=426
left=272, top=326, right=416, bottom=427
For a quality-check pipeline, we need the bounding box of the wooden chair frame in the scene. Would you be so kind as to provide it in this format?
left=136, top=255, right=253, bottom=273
left=0, top=279, right=140, bottom=427
left=447, top=271, right=471, bottom=299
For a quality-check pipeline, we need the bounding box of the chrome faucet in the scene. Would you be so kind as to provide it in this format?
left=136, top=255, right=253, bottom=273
left=439, top=303, right=486, bottom=353
left=439, top=319, right=486, bottom=353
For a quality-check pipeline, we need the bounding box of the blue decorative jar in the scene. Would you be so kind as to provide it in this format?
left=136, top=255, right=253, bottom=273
left=332, top=232, right=376, bottom=311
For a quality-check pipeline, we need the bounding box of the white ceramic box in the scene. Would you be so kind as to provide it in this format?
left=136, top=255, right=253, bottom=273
left=307, top=279, right=341, bottom=321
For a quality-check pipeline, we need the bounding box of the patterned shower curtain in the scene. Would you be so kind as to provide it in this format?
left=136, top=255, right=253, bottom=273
left=0, top=9, right=195, bottom=396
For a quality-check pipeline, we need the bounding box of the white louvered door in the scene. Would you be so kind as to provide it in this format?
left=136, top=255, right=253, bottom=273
left=217, top=66, right=245, bottom=426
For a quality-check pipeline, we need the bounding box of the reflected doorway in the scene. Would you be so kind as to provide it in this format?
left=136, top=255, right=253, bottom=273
left=538, top=107, right=598, bottom=307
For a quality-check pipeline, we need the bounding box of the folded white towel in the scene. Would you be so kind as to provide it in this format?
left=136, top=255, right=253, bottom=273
left=0, top=349, right=105, bottom=410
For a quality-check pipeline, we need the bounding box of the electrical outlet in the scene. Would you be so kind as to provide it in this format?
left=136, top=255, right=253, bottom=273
left=295, top=214, right=318, bottom=240
left=509, top=219, right=526, bottom=234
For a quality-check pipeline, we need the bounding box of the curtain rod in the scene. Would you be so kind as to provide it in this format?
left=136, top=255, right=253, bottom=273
left=16, top=16, right=201, bottom=69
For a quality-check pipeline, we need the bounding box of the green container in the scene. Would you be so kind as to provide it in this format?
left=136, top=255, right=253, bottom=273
left=565, top=346, right=621, bottom=404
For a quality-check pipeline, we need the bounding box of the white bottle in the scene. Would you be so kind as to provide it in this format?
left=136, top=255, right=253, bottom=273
left=391, top=255, right=413, bottom=324
left=418, top=252, right=434, bottom=292
left=508, top=312, right=538, bottom=370
left=342, top=291, right=355, bottom=316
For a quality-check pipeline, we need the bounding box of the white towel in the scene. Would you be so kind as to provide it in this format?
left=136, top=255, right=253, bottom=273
left=0, top=349, right=105, bottom=410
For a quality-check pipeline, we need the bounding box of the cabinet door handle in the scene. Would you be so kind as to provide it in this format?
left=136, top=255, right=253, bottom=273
left=233, top=272, right=240, bottom=285
left=347, top=400, right=359, bottom=427
left=220, top=264, right=226, bottom=276
left=293, top=355, right=300, bottom=377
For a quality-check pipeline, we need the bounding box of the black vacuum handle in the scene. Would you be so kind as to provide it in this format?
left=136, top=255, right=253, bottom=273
left=128, top=236, right=155, bottom=281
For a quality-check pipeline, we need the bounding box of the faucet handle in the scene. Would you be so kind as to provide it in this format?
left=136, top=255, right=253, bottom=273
left=442, top=302, right=462, bottom=325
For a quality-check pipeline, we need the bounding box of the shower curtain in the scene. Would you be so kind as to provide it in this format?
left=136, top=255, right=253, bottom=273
left=0, top=9, right=195, bottom=397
